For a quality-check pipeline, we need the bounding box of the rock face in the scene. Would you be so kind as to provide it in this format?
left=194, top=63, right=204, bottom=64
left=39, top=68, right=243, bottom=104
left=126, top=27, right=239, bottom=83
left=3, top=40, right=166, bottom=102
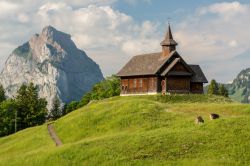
left=0, top=26, right=103, bottom=109
left=226, top=68, right=250, bottom=103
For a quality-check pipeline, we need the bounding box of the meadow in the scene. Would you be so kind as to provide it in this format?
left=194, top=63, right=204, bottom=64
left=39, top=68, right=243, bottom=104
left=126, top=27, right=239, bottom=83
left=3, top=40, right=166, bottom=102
left=0, top=94, right=249, bottom=165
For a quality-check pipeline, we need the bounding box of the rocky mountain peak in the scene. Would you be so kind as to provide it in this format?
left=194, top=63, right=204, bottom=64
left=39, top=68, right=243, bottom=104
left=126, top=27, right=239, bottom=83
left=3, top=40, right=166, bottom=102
left=0, top=26, right=103, bottom=109
left=41, top=25, right=71, bottom=40
left=40, top=25, right=76, bottom=55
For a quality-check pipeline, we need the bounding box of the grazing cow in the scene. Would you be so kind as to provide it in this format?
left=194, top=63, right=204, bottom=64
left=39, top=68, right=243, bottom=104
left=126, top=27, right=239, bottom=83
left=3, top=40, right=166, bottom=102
left=195, top=116, right=204, bottom=124
left=210, top=113, right=219, bottom=120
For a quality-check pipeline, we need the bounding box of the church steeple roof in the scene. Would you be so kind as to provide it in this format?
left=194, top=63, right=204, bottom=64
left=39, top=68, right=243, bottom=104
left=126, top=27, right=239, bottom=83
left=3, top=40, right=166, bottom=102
left=160, top=24, right=178, bottom=46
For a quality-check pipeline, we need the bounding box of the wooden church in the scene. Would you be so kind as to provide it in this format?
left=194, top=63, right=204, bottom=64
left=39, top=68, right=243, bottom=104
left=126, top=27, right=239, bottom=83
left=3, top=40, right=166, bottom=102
left=117, top=24, right=208, bottom=95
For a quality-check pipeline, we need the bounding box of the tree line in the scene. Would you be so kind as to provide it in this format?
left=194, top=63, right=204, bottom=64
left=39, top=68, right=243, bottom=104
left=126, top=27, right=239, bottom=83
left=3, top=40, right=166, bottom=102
left=0, top=83, right=47, bottom=136
left=207, top=79, right=229, bottom=97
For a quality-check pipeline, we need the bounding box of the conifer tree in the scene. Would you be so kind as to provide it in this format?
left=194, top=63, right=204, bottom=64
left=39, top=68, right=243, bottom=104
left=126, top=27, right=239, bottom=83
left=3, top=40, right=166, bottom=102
left=50, top=96, right=61, bottom=120
left=219, top=84, right=229, bottom=97
left=0, top=84, right=6, bottom=103
left=208, top=79, right=219, bottom=95
left=0, top=99, right=17, bottom=136
left=15, top=83, right=47, bottom=129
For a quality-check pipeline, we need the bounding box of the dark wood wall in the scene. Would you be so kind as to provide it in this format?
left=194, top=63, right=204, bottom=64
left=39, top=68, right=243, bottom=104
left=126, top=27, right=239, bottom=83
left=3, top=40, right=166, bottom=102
left=119, top=61, right=204, bottom=95
left=171, top=62, right=188, bottom=72
left=190, top=83, right=203, bottom=94
left=120, top=76, right=204, bottom=95
left=120, top=76, right=158, bottom=94
left=167, top=76, right=191, bottom=93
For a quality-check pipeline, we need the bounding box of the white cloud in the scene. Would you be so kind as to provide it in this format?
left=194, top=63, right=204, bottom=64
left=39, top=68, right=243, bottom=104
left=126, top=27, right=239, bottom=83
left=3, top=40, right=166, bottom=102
left=198, top=1, right=247, bottom=16
left=0, top=1, right=19, bottom=14
left=229, top=40, right=238, bottom=47
left=17, top=13, right=30, bottom=23
left=38, top=2, right=70, bottom=13
left=59, top=0, right=117, bottom=7
left=121, top=39, right=159, bottom=55
left=175, top=1, right=250, bottom=82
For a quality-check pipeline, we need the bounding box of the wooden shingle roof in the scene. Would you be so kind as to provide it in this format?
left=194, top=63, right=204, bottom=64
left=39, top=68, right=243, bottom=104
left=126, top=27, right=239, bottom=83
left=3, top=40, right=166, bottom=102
left=189, top=65, right=208, bottom=83
left=160, top=57, right=194, bottom=76
left=117, top=51, right=176, bottom=77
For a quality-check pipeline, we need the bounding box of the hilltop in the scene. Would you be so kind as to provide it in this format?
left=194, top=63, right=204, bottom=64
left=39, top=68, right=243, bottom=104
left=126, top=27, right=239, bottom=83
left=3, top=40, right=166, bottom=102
left=0, top=95, right=249, bottom=165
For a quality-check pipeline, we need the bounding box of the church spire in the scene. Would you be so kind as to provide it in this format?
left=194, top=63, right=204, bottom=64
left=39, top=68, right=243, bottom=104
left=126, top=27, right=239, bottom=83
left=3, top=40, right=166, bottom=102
left=161, top=24, right=178, bottom=57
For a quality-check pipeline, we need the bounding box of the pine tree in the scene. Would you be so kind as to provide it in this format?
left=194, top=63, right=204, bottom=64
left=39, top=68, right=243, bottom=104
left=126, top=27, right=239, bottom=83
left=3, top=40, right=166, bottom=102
left=0, top=84, right=6, bottom=103
left=26, top=83, right=47, bottom=126
left=208, top=79, right=219, bottom=95
left=0, top=99, right=17, bottom=136
left=219, top=84, right=229, bottom=97
left=15, top=83, right=47, bottom=129
left=15, top=84, right=29, bottom=129
left=50, top=96, right=61, bottom=120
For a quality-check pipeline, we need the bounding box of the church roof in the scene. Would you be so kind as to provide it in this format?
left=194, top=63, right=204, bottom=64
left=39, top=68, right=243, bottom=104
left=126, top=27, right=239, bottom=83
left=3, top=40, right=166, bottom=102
left=116, top=51, right=175, bottom=77
left=189, top=65, right=208, bottom=83
left=116, top=51, right=208, bottom=83
left=160, top=57, right=193, bottom=76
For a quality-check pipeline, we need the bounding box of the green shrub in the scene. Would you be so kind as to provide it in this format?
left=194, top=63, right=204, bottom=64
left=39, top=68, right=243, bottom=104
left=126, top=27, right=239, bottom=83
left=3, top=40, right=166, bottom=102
left=77, top=75, right=120, bottom=108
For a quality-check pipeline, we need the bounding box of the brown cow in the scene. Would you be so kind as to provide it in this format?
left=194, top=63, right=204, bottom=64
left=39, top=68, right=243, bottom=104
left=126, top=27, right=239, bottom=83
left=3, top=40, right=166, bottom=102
left=210, top=113, right=219, bottom=120
left=195, top=116, right=204, bottom=124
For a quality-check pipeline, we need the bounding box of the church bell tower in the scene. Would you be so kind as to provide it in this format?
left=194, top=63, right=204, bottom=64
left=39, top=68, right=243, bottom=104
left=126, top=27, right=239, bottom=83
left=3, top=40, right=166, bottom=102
left=160, top=24, right=178, bottom=58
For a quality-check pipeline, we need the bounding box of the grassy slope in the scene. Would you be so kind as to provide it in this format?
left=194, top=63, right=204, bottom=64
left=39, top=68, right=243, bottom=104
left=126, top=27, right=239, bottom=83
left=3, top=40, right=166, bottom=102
left=0, top=95, right=250, bottom=165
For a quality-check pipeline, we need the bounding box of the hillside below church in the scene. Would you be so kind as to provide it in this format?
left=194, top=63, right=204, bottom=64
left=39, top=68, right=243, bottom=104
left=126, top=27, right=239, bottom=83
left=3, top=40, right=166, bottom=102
left=0, top=26, right=103, bottom=108
left=0, top=95, right=249, bottom=165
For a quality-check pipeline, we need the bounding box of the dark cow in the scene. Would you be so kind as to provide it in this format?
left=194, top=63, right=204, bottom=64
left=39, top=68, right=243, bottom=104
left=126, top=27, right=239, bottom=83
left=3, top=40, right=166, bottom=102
left=195, top=116, right=204, bottom=124
left=210, top=113, right=219, bottom=120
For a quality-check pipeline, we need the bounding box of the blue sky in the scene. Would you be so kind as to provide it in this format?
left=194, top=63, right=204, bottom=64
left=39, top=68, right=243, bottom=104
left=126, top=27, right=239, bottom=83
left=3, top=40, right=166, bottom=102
left=115, top=0, right=210, bottom=21
left=115, top=0, right=250, bottom=21
left=0, top=0, right=250, bottom=83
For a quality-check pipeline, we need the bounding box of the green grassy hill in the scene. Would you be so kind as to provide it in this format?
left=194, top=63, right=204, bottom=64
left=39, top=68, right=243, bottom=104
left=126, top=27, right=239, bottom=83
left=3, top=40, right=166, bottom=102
left=0, top=95, right=249, bottom=165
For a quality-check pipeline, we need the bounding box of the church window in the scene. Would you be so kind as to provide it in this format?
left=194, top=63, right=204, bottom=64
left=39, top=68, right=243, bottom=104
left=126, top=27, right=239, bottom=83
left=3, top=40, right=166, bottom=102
left=133, top=79, right=137, bottom=88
